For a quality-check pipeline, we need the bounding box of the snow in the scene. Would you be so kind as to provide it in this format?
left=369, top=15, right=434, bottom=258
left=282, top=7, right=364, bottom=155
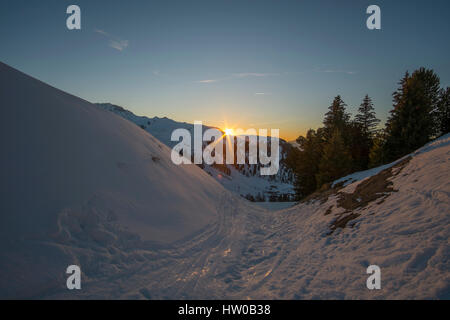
left=332, top=162, right=398, bottom=188
left=202, top=165, right=294, bottom=201
left=0, top=62, right=225, bottom=298
left=253, top=202, right=297, bottom=211
left=0, top=62, right=448, bottom=299
left=332, top=134, right=450, bottom=189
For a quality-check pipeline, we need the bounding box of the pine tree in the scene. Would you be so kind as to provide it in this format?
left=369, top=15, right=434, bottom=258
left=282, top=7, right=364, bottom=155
left=347, top=122, right=369, bottom=171
left=384, top=68, right=441, bottom=161
left=355, top=95, right=380, bottom=138
left=288, top=129, right=324, bottom=198
left=316, top=129, right=353, bottom=188
left=368, top=130, right=386, bottom=168
left=323, top=95, right=351, bottom=141
left=351, top=95, right=380, bottom=170
left=435, top=87, right=450, bottom=136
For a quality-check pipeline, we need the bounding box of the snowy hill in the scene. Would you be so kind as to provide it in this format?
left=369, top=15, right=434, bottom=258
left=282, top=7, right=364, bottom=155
left=0, top=62, right=231, bottom=298
left=96, top=103, right=295, bottom=201
left=0, top=62, right=448, bottom=299
left=236, top=133, right=450, bottom=299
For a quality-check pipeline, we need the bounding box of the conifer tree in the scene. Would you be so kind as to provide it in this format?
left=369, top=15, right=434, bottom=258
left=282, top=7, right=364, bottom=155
left=368, top=130, right=386, bottom=168
left=351, top=95, right=380, bottom=169
left=347, top=122, right=368, bottom=171
left=288, top=129, right=324, bottom=198
left=435, top=87, right=450, bottom=136
left=323, top=95, right=351, bottom=141
left=316, top=129, right=353, bottom=187
left=384, top=68, right=441, bottom=161
left=355, top=95, right=380, bottom=138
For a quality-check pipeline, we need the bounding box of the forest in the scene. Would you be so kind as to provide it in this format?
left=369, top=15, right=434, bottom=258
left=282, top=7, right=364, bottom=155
left=287, top=67, right=450, bottom=199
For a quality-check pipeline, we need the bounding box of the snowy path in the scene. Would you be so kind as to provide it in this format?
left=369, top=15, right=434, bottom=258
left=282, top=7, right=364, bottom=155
left=44, top=193, right=274, bottom=299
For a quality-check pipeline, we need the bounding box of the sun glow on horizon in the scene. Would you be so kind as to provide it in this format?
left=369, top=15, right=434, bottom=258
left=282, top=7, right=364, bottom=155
left=224, top=128, right=233, bottom=136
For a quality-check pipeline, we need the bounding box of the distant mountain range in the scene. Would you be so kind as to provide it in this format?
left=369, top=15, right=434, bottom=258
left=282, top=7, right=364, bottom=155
left=96, top=103, right=296, bottom=201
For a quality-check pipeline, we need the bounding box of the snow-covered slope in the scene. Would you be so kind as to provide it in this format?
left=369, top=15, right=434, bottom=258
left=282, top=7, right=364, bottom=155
left=0, top=62, right=232, bottom=298
left=235, top=133, right=450, bottom=299
left=96, top=103, right=295, bottom=201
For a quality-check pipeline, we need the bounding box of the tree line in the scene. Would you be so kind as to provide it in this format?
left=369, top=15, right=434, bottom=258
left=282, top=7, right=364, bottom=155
left=287, top=67, right=450, bottom=199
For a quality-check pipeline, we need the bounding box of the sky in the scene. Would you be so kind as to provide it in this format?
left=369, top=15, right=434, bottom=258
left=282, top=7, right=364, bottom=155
left=1, top=0, right=449, bottom=140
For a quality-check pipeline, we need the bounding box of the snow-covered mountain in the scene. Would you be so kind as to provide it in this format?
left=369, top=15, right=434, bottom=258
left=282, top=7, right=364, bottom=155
left=96, top=103, right=295, bottom=201
left=1, top=62, right=448, bottom=299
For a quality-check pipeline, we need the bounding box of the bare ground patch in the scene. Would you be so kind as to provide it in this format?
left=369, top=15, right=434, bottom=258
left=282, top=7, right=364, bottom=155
left=328, top=156, right=412, bottom=234
left=300, top=181, right=346, bottom=205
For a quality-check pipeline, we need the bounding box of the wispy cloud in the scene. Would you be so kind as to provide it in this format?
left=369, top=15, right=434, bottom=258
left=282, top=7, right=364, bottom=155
left=233, top=72, right=279, bottom=78
left=196, top=79, right=218, bottom=83
left=94, top=29, right=108, bottom=36
left=94, top=29, right=129, bottom=51
left=315, top=68, right=357, bottom=75
left=255, top=92, right=271, bottom=95
left=109, top=39, right=129, bottom=51
left=196, top=72, right=279, bottom=84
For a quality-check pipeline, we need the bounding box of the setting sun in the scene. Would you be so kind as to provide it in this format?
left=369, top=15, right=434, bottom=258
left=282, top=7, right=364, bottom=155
left=224, top=128, right=233, bottom=136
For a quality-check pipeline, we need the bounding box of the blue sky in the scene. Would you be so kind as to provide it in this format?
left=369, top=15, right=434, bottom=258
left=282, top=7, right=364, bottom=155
left=1, top=0, right=449, bottom=140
